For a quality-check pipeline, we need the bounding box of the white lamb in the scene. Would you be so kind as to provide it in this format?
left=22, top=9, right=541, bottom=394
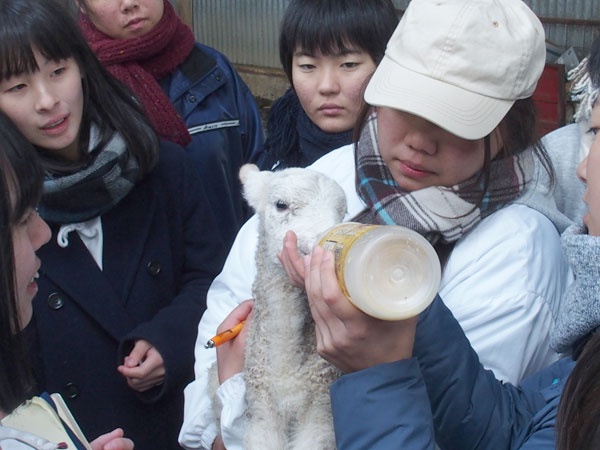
left=239, top=163, right=347, bottom=450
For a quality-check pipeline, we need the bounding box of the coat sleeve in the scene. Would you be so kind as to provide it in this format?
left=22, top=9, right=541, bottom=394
left=415, top=297, right=551, bottom=450
left=220, top=54, right=265, bottom=221
left=118, top=144, right=226, bottom=403
left=215, top=47, right=265, bottom=165
left=179, top=216, right=259, bottom=449
left=331, top=358, right=436, bottom=450
left=236, top=70, right=265, bottom=166
left=331, top=296, right=552, bottom=450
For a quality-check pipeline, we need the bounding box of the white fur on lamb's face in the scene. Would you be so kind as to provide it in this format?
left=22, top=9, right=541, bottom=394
left=240, top=164, right=347, bottom=260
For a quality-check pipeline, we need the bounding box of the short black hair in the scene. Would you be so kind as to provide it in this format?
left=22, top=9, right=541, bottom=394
left=279, top=0, right=399, bottom=84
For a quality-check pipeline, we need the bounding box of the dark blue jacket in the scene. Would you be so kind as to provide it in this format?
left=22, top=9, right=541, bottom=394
left=160, top=43, right=265, bottom=250
left=331, top=296, right=574, bottom=449
left=30, top=142, right=226, bottom=450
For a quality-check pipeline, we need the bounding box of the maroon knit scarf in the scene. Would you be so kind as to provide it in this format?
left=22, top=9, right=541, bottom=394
left=78, top=0, right=195, bottom=146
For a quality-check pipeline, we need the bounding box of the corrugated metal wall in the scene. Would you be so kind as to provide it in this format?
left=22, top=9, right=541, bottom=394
left=525, top=0, right=600, bottom=57
left=193, top=0, right=288, bottom=68
left=192, top=0, right=599, bottom=69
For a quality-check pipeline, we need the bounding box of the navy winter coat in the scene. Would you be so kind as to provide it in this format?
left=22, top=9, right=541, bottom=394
left=331, top=296, right=574, bottom=449
left=30, top=142, right=226, bottom=449
left=160, top=43, right=265, bottom=250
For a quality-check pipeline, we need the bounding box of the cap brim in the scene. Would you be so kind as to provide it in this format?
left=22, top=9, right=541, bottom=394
left=364, top=56, right=514, bottom=140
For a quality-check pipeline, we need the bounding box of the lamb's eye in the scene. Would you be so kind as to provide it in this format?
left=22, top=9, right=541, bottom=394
left=275, top=200, right=288, bottom=211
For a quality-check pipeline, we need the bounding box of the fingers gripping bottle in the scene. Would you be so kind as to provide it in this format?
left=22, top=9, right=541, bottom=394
left=317, top=222, right=441, bottom=320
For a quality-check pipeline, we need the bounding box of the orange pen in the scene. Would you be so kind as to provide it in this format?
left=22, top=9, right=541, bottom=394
left=204, top=321, right=246, bottom=349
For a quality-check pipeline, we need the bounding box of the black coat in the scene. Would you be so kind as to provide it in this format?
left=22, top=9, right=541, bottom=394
left=30, top=142, right=226, bottom=449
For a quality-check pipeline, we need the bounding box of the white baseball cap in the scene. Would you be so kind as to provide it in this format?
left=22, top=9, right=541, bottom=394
left=364, top=0, right=546, bottom=140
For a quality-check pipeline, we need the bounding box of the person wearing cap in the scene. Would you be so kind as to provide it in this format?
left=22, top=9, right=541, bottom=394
left=329, top=34, right=600, bottom=450
left=179, top=0, right=571, bottom=448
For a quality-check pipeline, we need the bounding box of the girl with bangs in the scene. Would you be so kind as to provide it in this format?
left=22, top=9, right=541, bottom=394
left=0, top=0, right=225, bottom=448
left=255, top=0, right=398, bottom=171
left=0, top=0, right=156, bottom=177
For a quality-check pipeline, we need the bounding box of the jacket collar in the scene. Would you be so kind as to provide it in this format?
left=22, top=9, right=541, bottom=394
left=163, top=46, right=226, bottom=106
left=37, top=178, right=157, bottom=339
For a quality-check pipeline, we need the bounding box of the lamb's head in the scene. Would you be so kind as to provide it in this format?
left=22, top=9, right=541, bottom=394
left=240, top=164, right=347, bottom=260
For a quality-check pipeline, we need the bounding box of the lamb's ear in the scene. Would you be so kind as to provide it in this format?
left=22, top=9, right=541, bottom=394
left=239, top=164, right=270, bottom=213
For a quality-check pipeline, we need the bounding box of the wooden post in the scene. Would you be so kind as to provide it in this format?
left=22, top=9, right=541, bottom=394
left=176, top=0, right=194, bottom=29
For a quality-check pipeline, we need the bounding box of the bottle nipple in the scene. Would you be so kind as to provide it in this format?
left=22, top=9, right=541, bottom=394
left=390, top=265, right=407, bottom=284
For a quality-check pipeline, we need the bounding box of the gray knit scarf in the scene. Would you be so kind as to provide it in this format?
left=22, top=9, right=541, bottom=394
left=550, top=225, right=600, bottom=354
left=38, top=127, right=140, bottom=224
left=354, top=113, right=534, bottom=244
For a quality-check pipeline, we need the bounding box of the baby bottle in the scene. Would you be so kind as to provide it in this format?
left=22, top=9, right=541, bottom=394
left=317, top=222, right=441, bottom=320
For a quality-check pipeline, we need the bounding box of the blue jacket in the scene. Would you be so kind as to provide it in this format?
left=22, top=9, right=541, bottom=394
left=160, top=43, right=265, bottom=250
left=30, top=142, right=226, bottom=450
left=331, top=296, right=574, bottom=449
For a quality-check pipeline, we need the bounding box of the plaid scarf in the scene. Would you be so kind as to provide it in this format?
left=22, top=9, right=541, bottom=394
left=78, top=0, right=195, bottom=147
left=354, top=113, right=534, bottom=244
left=38, top=127, right=140, bottom=224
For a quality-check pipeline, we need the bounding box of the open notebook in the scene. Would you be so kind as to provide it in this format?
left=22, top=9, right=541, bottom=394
left=1, top=393, right=92, bottom=450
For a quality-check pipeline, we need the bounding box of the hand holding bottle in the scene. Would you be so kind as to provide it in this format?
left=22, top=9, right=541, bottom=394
left=304, top=245, right=418, bottom=373
left=318, top=223, right=440, bottom=320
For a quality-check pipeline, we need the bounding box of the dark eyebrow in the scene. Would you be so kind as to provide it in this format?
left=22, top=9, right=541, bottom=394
left=293, top=50, right=314, bottom=58
left=293, top=47, right=363, bottom=58
left=338, top=48, right=363, bottom=57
